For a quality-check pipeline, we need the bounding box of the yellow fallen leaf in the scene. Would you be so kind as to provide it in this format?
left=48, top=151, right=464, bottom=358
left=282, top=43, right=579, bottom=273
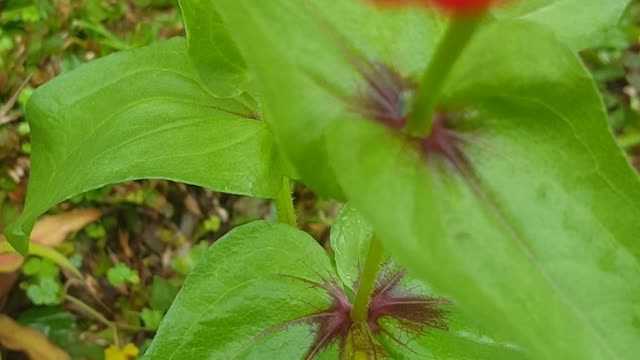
left=104, top=343, right=140, bottom=360
left=0, top=314, right=71, bottom=360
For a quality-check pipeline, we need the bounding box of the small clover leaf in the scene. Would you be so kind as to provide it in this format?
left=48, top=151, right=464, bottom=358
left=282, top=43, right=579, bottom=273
left=106, top=263, right=139, bottom=286
left=22, top=258, right=59, bottom=278
left=25, top=277, right=62, bottom=306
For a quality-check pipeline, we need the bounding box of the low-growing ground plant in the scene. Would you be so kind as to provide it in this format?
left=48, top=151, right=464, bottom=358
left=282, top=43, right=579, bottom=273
left=5, top=0, right=640, bottom=359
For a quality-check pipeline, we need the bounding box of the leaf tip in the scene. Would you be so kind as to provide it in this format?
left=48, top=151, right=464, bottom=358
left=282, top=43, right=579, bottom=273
left=4, top=221, right=31, bottom=256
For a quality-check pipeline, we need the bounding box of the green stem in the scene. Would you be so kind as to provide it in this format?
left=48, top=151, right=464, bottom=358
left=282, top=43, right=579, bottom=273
left=64, top=294, right=121, bottom=347
left=406, top=15, right=484, bottom=136
left=64, top=294, right=111, bottom=328
left=350, top=236, right=385, bottom=323
left=0, top=242, right=83, bottom=279
left=64, top=294, right=156, bottom=347
left=274, top=177, right=297, bottom=227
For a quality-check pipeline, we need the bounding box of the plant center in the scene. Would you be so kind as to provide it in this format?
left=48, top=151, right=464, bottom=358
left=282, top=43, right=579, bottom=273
left=352, top=60, right=467, bottom=169
left=269, top=269, right=449, bottom=359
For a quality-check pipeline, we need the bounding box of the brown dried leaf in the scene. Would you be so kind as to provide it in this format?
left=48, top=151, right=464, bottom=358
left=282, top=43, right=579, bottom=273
left=0, top=253, right=23, bottom=273
left=0, top=208, right=101, bottom=274
left=183, top=194, right=203, bottom=217
left=0, top=272, right=18, bottom=301
left=0, top=75, right=31, bottom=123
left=118, top=230, right=132, bottom=259
left=30, top=208, right=102, bottom=247
left=0, top=314, right=71, bottom=360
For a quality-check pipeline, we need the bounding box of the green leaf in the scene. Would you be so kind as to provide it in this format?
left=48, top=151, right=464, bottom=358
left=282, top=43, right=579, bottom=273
left=379, top=292, right=525, bottom=360
left=328, top=21, right=640, bottom=360
left=141, top=308, right=164, bottom=330
left=27, top=243, right=83, bottom=279
left=212, top=1, right=640, bottom=357
left=22, top=258, right=58, bottom=278
left=107, top=263, right=139, bottom=286
left=212, top=0, right=442, bottom=199
left=149, top=276, right=178, bottom=313
left=5, top=38, right=285, bottom=254
left=330, top=204, right=372, bottom=290
left=210, top=0, right=630, bottom=198
left=18, top=307, right=103, bottom=359
left=144, top=221, right=337, bottom=359
left=148, top=218, right=524, bottom=358
left=0, top=242, right=82, bottom=278
left=170, top=241, right=208, bottom=276
left=330, top=205, right=525, bottom=360
left=179, top=0, right=249, bottom=97
left=25, top=277, right=62, bottom=306
left=496, top=0, right=631, bottom=50
left=84, top=223, right=106, bottom=239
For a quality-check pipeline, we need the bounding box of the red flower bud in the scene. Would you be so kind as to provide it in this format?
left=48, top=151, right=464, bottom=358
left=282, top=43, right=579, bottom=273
left=370, top=0, right=497, bottom=14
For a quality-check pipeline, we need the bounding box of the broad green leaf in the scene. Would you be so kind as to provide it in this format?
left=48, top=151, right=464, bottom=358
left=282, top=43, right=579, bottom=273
left=213, top=0, right=443, bottom=199
left=148, top=218, right=522, bottom=359
left=210, top=0, right=629, bottom=200
left=179, top=0, right=249, bottom=97
left=212, top=1, right=640, bottom=357
left=144, top=221, right=338, bottom=359
left=5, top=38, right=285, bottom=254
left=497, top=0, right=631, bottom=50
left=331, top=205, right=525, bottom=360
left=328, top=21, right=640, bottom=360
